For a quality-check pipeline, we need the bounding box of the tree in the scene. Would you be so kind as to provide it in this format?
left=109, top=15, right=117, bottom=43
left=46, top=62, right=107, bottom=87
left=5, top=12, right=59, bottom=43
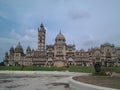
left=0, top=61, right=4, bottom=66
left=94, top=62, right=101, bottom=73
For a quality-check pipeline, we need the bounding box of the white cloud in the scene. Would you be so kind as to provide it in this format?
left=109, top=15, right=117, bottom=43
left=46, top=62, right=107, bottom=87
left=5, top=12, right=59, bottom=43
left=0, top=37, right=16, bottom=43
left=10, top=29, right=21, bottom=39
left=0, top=37, right=17, bottom=61
left=0, top=11, right=8, bottom=20
left=6, top=29, right=37, bottom=51
left=25, top=29, right=37, bottom=37
left=0, top=0, right=120, bottom=62
left=69, top=10, right=91, bottom=20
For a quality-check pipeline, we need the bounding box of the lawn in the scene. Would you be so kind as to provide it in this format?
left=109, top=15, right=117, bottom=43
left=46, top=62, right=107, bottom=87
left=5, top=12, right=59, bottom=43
left=0, top=66, right=119, bottom=73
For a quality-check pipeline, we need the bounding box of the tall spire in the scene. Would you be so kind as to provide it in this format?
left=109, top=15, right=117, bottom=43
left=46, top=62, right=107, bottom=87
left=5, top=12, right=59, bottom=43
left=59, top=30, right=61, bottom=34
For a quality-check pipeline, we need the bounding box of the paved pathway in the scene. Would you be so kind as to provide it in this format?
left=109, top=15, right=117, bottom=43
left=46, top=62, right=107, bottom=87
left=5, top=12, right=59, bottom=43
left=0, top=71, right=89, bottom=90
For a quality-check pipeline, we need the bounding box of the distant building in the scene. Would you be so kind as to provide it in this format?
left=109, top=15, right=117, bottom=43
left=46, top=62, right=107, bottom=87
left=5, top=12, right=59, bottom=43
left=4, top=24, right=120, bottom=67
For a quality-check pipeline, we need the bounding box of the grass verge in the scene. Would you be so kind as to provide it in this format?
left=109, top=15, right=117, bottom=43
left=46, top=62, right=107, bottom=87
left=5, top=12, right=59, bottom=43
left=0, top=66, right=119, bottom=73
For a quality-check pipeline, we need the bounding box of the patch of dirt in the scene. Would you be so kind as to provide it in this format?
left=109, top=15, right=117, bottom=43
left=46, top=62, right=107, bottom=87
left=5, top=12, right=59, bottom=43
left=0, top=80, right=12, bottom=84
left=73, top=76, right=120, bottom=89
left=46, top=83, right=69, bottom=88
left=6, top=84, right=29, bottom=88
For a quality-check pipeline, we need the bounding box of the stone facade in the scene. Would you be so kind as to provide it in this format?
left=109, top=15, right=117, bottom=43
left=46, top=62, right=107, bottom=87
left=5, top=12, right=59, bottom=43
left=4, top=24, right=120, bottom=67
left=45, top=31, right=76, bottom=67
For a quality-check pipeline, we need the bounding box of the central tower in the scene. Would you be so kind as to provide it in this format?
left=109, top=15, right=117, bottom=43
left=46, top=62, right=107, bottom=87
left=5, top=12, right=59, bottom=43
left=38, top=23, right=46, bottom=51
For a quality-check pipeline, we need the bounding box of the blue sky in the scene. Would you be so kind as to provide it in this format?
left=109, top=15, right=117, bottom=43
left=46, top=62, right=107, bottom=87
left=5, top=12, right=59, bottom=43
left=0, top=0, right=120, bottom=62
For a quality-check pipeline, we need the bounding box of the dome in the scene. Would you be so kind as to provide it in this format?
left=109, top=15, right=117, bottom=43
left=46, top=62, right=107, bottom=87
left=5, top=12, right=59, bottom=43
left=9, top=46, right=14, bottom=54
left=80, top=49, right=85, bottom=52
left=104, top=43, right=111, bottom=46
left=10, top=46, right=14, bottom=52
left=15, top=42, right=24, bottom=54
left=55, top=31, right=66, bottom=43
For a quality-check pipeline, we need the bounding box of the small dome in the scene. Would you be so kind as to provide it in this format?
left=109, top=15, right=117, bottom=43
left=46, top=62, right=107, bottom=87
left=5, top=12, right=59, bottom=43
left=26, top=46, right=31, bottom=52
left=10, top=46, right=14, bottom=52
left=15, top=42, right=24, bottom=53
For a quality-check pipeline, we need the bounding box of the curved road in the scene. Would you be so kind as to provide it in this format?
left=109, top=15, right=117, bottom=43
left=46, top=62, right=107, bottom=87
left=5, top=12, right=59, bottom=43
left=0, top=71, right=89, bottom=90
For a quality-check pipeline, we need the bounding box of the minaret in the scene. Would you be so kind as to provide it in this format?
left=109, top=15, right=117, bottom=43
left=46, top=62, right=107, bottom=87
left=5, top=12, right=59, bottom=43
left=38, top=23, right=46, bottom=51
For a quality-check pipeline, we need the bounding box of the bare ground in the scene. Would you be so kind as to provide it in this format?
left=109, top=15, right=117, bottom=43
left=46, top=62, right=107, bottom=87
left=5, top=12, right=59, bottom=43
left=73, top=76, right=120, bottom=89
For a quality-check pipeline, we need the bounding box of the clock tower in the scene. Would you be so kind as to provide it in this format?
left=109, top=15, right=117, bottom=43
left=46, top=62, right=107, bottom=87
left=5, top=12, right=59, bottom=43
left=38, top=23, right=46, bottom=51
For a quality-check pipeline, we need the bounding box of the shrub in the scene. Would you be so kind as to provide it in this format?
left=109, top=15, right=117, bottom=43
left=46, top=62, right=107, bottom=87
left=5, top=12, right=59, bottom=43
left=92, top=67, right=109, bottom=76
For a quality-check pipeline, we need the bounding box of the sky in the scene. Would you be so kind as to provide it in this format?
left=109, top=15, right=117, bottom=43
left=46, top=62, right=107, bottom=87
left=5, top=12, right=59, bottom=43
left=0, top=0, right=120, bottom=62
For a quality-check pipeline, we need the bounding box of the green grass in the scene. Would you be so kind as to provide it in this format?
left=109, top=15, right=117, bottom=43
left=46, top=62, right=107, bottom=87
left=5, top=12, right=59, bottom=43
left=0, top=66, right=22, bottom=71
left=0, top=66, right=67, bottom=71
left=92, top=68, right=108, bottom=76
left=92, top=67, right=120, bottom=76
left=68, top=66, right=94, bottom=73
left=102, top=67, right=120, bottom=73
left=0, top=66, right=119, bottom=73
left=0, top=66, right=94, bottom=72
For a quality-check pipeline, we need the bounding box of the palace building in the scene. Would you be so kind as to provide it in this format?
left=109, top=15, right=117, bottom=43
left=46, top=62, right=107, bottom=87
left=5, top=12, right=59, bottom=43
left=4, top=24, right=120, bottom=67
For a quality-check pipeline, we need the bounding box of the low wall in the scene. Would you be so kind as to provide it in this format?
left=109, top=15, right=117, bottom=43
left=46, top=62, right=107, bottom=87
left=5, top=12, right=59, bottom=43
left=69, top=77, right=118, bottom=90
